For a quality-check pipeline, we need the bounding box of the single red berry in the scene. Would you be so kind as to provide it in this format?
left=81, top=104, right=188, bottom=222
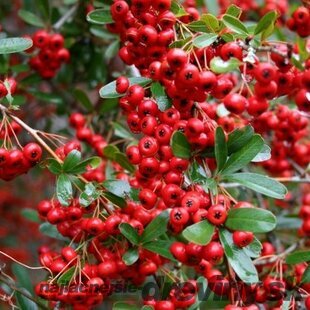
left=232, top=231, right=254, bottom=248
left=207, top=204, right=227, bottom=225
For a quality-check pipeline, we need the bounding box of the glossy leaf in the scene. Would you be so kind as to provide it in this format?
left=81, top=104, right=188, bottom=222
left=243, top=237, right=262, bottom=258
left=114, top=153, right=135, bottom=173
left=12, top=264, right=34, bottom=294
left=301, top=266, right=310, bottom=284
left=286, top=251, right=310, bottom=264
left=254, top=11, right=278, bottom=35
left=67, top=157, right=101, bottom=174
left=201, top=14, right=220, bottom=33
left=79, top=183, right=100, bottom=207
left=63, top=150, right=82, bottom=172
left=102, top=191, right=126, bottom=208
left=215, top=126, right=227, bottom=172
left=183, top=220, right=215, bottom=245
left=251, top=144, right=271, bottom=162
left=221, top=135, right=264, bottom=175
left=15, top=289, right=38, bottom=310
left=223, top=173, right=287, bottom=199
left=171, top=131, right=191, bottom=159
left=222, top=14, right=249, bottom=35
left=122, top=248, right=139, bottom=266
left=119, top=223, right=140, bottom=245
left=151, top=82, right=171, bottom=111
left=0, top=37, right=33, bottom=54
left=143, top=240, right=177, bottom=262
left=226, top=207, right=276, bottom=233
left=112, top=122, right=135, bottom=139
left=39, top=223, right=70, bottom=241
left=219, top=229, right=258, bottom=283
left=226, top=4, right=242, bottom=18
left=73, top=89, right=93, bottom=112
left=210, top=57, right=241, bottom=74
left=21, top=208, right=40, bottom=223
left=193, top=33, right=218, bottom=48
left=99, top=77, right=152, bottom=98
left=188, top=161, right=208, bottom=183
left=18, top=9, right=44, bottom=27
left=56, top=174, right=72, bottom=206
left=113, top=303, right=139, bottom=310
left=141, top=210, right=170, bottom=244
left=103, top=180, right=136, bottom=200
left=86, top=9, right=113, bottom=25
left=227, top=125, right=254, bottom=154
left=57, top=266, right=76, bottom=284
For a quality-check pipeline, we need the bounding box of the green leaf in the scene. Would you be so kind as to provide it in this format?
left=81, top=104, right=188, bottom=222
left=188, top=161, right=208, bottom=183
left=73, top=89, right=93, bottom=112
left=151, top=82, right=171, bottom=111
left=99, top=77, right=152, bottom=99
left=114, top=153, right=135, bottom=173
left=105, top=40, right=120, bottom=62
left=0, top=37, right=33, bottom=54
left=286, top=251, right=310, bottom=264
left=12, top=264, right=34, bottom=294
left=56, top=174, right=73, bottom=206
left=251, top=144, right=271, bottom=162
left=122, top=248, right=139, bottom=266
left=170, top=1, right=187, bottom=17
left=215, top=127, right=227, bottom=173
left=254, top=11, right=278, bottom=35
left=169, top=37, right=191, bottom=49
left=67, top=157, right=101, bottom=174
left=193, top=33, right=218, bottom=48
left=102, top=191, right=126, bottom=208
left=100, top=98, right=118, bottom=113
left=226, top=4, right=242, bottom=18
left=188, top=277, right=208, bottom=310
left=35, top=0, right=50, bottom=20
left=276, top=216, right=302, bottom=230
left=79, top=183, right=100, bottom=207
left=221, top=135, right=264, bottom=175
left=29, top=90, right=63, bottom=104
left=227, top=125, right=254, bottom=154
left=225, top=207, right=277, bottom=233
left=187, top=21, right=208, bottom=33
left=223, top=173, right=287, bottom=199
left=113, top=302, right=139, bottom=310
left=63, top=150, right=82, bottom=172
left=18, top=9, right=45, bottom=27
left=183, top=220, right=215, bottom=245
left=243, top=237, right=262, bottom=258
left=57, top=266, right=76, bottom=284
left=141, top=210, right=170, bottom=244
left=39, top=223, right=70, bottom=241
left=86, top=9, right=113, bottom=25
left=112, top=122, right=135, bottom=139
left=222, top=14, right=249, bottom=35
left=119, top=223, right=140, bottom=245
left=301, top=266, right=310, bottom=284
left=201, top=14, right=220, bottom=33
left=143, top=240, right=177, bottom=262
left=210, top=57, right=241, bottom=74
left=21, top=208, right=40, bottom=223
left=103, top=180, right=138, bottom=201
left=219, top=229, right=258, bottom=283
left=15, top=289, right=38, bottom=310
left=171, top=131, right=191, bottom=159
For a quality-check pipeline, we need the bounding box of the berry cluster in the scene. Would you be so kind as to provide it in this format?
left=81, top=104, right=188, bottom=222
left=28, top=30, right=70, bottom=79
left=287, top=6, right=310, bottom=37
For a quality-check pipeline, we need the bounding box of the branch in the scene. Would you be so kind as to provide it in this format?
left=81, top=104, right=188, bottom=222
left=53, top=3, right=79, bottom=31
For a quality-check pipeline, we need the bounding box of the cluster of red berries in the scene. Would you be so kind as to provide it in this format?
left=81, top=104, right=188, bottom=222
left=287, top=6, right=310, bottom=37
left=299, top=193, right=310, bottom=237
left=28, top=30, right=70, bottom=79
left=0, top=119, right=42, bottom=180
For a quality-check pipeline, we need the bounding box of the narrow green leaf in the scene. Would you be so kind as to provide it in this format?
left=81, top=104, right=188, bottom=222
left=187, top=21, right=209, bottom=32
left=170, top=1, right=187, bottom=17
left=251, top=144, right=271, bottom=162
left=193, top=33, right=218, bottom=48
left=286, top=251, right=310, bottom=264
left=141, top=210, right=170, bottom=244
left=15, top=289, right=38, bottom=310
left=151, top=82, right=171, bottom=111
left=225, top=4, right=242, bottom=18
left=183, top=220, right=215, bottom=245
left=119, top=223, right=140, bottom=245
left=227, top=125, right=254, bottom=154
left=219, top=229, right=258, bottom=283
left=188, top=161, right=208, bottom=183
left=215, top=127, right=227, bottom=172
left=222, top=14, right=249, bottom=35
left=21, top=208, right=40, bottom=223
left=114, top=153, right=135, bottom=173
left=73, top=89, right=93, bottom=112
left=102, top=191, right=126, bottom=208
left=122, top=248, right=139, bottom=266
left=105, top=40, right=120, bottom=62
left=57, top=266, right=76, bottom=284
left=221, top=135, right=264, bottom=175
left=56, top=174, right=73, bottom=206
left=225, top=207, right=277, bottom=233
left=18, top=9, right=45, bottom=27
left=99, top=77, right=152, bottom=99
left=143, top=240, right=177, bottom=262
left=223, top=173, right=287, bottom=199
left=113, top=303, right=139, bottom=310
left=171, top=131, right=191, bottom=159
left=301, top=266, right=310, bottom=284
left=12, top=264, right=34, bottom=294
left=112, top=122, right=135, bottom=139
left=254, top=11, right=278, bottom=35
left=35, top=0, right=50, bottom=20
left=67, top=157, right=101, bottom=174
left=0, top=37, right=33, bottom=54
left=39, top=223, right=70, bottom=241
left=103, top=180, right=134, bottom=199
left=63, top=150, right=82, bottom=172
left=79, top=183, right=100, bottom=207
left=243, top=237, right=262, bottom=258
left=210, top=57, right=241, bottom=74
left=86, top=9, right=113, bottom=25
left=201, top=14, right=220, bottom=33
